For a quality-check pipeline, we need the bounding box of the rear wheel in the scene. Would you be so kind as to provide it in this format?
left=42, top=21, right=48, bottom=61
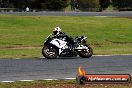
left=42, top=45, right=58, bottom=59
left=79, top=45, right=93, bottom=58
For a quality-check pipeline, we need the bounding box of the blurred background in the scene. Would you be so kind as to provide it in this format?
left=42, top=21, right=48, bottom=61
left=0, top=0, right=132, bottom=12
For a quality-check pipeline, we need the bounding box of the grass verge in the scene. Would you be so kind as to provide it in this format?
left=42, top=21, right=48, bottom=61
left=0, top=15, right=132, bottom=58
left=0, top=80, right=131, bottom=88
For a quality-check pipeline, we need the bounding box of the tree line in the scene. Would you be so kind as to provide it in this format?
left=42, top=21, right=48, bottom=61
left=77, top=0, right=132, bottom=11
left=0, top=0, right=132, bottom=11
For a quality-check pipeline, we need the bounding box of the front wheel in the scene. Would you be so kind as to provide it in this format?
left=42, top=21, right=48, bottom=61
left=78, top=45, right=93, bottom=58
left=42, top=45, right=58, bottom=59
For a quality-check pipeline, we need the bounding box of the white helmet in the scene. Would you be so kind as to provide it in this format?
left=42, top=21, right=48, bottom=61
left=53, top=27, right=61, bottom=35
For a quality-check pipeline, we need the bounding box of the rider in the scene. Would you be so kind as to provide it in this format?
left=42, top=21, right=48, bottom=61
left=52, top=27, right=75, bottom=48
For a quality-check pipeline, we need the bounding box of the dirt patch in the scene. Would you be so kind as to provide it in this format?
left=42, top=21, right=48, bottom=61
left=117, top=17, right=132, bottom=19
left=124, top=17, right=132, bottom=19
left=23, top=83, right=131, bottom=88
left=91, top=43, right=102, bottom=47
left=0, top=45, right=43, bottom=50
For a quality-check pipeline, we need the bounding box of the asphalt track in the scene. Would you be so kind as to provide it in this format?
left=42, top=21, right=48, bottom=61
left=0, top=11, right=132, bottom=16
left=0, top=12, right=132, bottom=82
left=0, top=55, right=132, bottom=82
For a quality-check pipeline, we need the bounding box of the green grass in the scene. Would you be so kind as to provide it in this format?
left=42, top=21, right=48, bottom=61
left=0, top=80, right=75, bottom=88
left=0, top=80, right=131, bottom=88
left=0, top=15, right=132, bottom=58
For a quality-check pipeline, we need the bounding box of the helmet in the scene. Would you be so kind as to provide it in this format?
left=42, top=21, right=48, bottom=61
left=53, top=27, right=61, bottom=35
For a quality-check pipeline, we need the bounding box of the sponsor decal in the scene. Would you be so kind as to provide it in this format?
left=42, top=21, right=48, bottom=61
left=76, top=66, right=131, bottom=85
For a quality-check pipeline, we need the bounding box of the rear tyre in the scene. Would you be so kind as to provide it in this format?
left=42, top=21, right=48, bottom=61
left=79, top=45, right=93, bottom=58
left=42, top=45, right=58, bottom=59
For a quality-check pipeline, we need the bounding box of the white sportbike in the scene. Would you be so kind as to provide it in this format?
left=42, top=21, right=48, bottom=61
left=42, top=34, right=93, bottom=59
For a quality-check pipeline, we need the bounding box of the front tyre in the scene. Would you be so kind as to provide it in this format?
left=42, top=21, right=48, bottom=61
left=79, top=45, right=93, bottom=58
left=42, top=45, right=58, bottom=59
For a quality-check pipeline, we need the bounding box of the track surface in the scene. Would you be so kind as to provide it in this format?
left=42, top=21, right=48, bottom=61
left=0, top=55, right=132, bottom=81
left=0, top=11, right=132, bottom=16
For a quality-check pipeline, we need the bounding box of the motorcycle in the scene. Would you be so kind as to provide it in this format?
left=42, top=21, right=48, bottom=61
left=42, top=34, right=93, bottom=59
